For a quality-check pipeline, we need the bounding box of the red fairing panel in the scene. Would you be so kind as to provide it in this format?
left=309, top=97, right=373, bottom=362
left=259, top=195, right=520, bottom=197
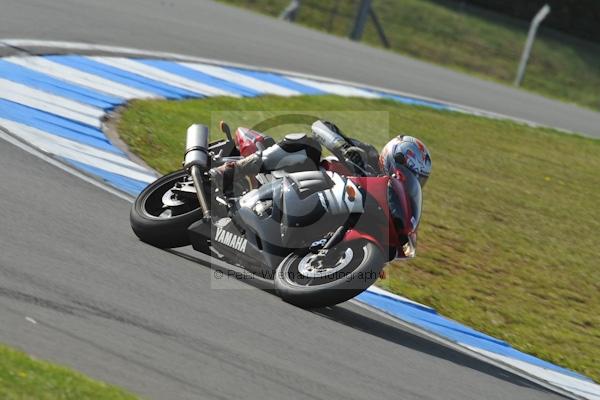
left=343, top=230, right=385, bottom=252
left=347, top=176, right=395, bottom=247
left=235, top=127, right=268, bottom=157
left=347, top=176, right=414, bottom=256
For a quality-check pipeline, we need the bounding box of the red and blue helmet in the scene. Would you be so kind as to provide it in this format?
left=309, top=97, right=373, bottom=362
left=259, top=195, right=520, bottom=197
left=380, top=135, right=432, bottom=187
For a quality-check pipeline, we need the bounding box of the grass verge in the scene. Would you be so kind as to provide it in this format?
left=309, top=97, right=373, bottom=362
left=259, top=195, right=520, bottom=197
left=218, top=0, right=600, bottom=111
left=117, top=95, right=600, bottom=382
left=0, top=343, right=136, bottom=399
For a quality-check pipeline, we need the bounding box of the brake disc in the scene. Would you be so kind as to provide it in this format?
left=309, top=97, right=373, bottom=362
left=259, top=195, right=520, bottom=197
left=297, top=248, right=354, bottom=278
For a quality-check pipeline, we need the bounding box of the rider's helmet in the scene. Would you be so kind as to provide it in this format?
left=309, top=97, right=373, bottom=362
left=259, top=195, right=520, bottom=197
left=379, top=135, right=432, bottom=187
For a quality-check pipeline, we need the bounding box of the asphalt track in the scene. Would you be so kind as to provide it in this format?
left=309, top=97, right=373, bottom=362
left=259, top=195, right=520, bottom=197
left=1, top=0, right=600, bottom=137
left=0, top=1, right=587, bottom=399
left=0, top=134, right=567, bottom=399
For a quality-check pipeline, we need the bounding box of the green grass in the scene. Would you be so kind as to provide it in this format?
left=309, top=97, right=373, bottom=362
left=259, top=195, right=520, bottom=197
left=117, top=95, right=600, bottom=382
left=218, top=0, right=600, bottom=110
left=0, top=344, right=137, bottom=399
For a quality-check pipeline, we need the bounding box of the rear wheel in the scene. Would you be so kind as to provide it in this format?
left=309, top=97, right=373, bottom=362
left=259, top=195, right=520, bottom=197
left=274, top=240, right=385, bottom=308
left=130, top=170, right=203, bottom=248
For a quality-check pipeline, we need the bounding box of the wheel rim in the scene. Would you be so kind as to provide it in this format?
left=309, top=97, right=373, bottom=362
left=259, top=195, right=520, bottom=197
left=140, top=172, right=200, bottom=219
left=282, top=244, right=368, bottom=287
left=297, top=248, right=354, bottom=278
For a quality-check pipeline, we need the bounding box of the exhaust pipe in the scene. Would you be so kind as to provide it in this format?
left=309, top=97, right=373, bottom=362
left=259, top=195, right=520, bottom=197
left=184, top=124, right=209, bottom=171
left=183, top=124, right=211, bottom=220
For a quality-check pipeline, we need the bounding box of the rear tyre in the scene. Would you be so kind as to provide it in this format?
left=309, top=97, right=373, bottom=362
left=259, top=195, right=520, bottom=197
left=130, top=170, right=203, bottom=248
left=274, top=240, right=384, bottom=308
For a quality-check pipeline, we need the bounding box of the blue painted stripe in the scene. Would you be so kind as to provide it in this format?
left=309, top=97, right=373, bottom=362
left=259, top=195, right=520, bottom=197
left=228, top=67, right=326, bottom=95
left=362, top=291, right=508, bottom=345
left=63, top=158, right=149, bottom=196
left=46, top=55, right=200, bottom=99
left=356, top=290, right=591, bottom=381
left=137, top=59, right=259, bottom=97
left=0, top=60, right=123, bottom=110
left=0, top=99, right=122, bottom=154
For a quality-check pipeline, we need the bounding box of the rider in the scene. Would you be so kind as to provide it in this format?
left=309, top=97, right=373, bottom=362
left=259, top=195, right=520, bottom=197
left=209, top=120, right=431, bottom=193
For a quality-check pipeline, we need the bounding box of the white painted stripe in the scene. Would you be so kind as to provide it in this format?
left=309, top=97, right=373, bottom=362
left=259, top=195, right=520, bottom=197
left=180, top=62, right=300, bottom=96
left=5, top=56, right=155, bottom=99
left=366, top=286, right=434, bottom=311
left=464, top=346, right=600, bottom=400
left=0, top=119, right=157, bottom=183
left=286, top=76, right=381, bottom=98
left=0, top=78, right=103, bottom=127
left=90, top=57, right=238, bottom=97
left=0, top=39, right=222, bottom=62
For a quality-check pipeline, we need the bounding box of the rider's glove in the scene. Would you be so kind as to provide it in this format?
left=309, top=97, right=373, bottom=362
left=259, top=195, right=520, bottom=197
left=347, top=140, right=381, bottom=174
left=342, top=146, right=367, bottom=170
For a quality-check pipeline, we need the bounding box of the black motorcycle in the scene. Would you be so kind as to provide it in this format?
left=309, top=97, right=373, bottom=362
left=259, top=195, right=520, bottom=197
left=131, top=122, right=420, bottom=307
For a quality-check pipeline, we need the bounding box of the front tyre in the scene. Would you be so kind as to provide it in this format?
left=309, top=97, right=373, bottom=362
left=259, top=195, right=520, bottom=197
left=274, top=240, right=385, bottom=308
left=130, top=170, right=203, bottom=248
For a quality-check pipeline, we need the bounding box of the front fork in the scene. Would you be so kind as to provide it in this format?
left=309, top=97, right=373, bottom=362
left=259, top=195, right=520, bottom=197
left=189, top=165, right=211, bottom=220
left=308, top=213, right=380, bottom=256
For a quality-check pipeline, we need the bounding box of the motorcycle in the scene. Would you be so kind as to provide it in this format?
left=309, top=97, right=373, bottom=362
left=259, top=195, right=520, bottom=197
left=130, top=120, right=422, bottom=308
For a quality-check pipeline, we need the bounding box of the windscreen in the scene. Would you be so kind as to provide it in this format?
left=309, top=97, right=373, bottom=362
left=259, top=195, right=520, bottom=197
left=387, top=165, right=423, bottom=236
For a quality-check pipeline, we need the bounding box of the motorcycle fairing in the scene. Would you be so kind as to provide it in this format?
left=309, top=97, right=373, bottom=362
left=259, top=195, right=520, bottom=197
left=189, top=215, right=282, bottom=271
left=219, top=170, right=366, bottom=269
left=347, top=172, right=421, bottom=260
left=346, top=176, right=394, bottom=248
left=317, top=172, right=364, bottom=215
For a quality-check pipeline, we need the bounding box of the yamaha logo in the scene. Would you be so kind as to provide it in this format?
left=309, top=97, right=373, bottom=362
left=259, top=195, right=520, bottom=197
left=214, top=227, right=247, bottom=252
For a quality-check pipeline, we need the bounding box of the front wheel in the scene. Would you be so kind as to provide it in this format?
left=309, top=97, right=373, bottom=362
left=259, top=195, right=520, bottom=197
left=130, top=170, right=203, bottom=248
left=274, top=240, right=385, bottom=308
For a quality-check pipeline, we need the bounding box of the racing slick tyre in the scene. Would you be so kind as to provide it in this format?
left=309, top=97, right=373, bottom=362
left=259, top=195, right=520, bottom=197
left=274, top=240, right=385, bottom=308
left=130, top=170, right=203, bottom=248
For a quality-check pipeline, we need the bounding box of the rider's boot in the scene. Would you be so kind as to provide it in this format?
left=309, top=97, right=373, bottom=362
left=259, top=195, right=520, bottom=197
left=209, top=153, right=262, bottom=196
